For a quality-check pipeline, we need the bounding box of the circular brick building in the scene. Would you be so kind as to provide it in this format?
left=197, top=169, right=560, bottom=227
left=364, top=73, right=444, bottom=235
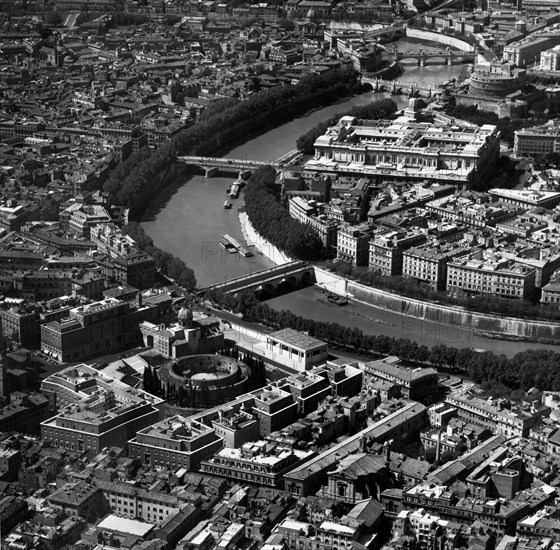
left=468, top=62, right=526, bottom=98
left=158, top=355, right=252, bottom=407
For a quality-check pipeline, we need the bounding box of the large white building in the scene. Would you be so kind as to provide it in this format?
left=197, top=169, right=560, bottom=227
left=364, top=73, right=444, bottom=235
left=264, top=328, right=328, bottom=371
left=540, top=44, right=560, bottom=71
left=308, top=117, right=501, bottom=188
left=503, top=35, right=560, bottom=66
left=447, top=250, right=537, bottom=301
left=514, top=124, right=560, bottom=158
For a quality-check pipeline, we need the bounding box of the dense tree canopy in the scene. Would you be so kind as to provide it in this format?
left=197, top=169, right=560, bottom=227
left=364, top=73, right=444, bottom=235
left=124, top=223, right=197, bottom=290
left=206, top=288, right=560, bottom=395
left=444, top=103, right=540, bottom=144
left=103, top=67, right=358, bottom=214
left=245, top=166, right=325, bottom=260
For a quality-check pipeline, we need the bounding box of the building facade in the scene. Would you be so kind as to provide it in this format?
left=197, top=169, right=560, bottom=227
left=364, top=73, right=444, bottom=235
left=40, top=364, right=164, bottom=453
left=128, top=415, right=223, bottom=471
left=310, top=117, right=500, bottom=188
left=514, top=124, right=560, bottom=157
left=447, top=251, right=537, bottom=301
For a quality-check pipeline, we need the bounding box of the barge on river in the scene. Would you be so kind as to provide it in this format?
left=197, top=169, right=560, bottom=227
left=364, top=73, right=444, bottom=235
left=221, top=234, right=253, bottom=257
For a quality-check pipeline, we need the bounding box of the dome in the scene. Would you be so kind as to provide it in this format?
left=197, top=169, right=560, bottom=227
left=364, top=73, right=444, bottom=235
left=178, top=305, right=193, bottom=321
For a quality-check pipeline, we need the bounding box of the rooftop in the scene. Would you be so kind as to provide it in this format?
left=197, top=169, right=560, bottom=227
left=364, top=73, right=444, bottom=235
left=269, top=328, right=326, bottom=351
left=97, top=514, right=154, bottom=537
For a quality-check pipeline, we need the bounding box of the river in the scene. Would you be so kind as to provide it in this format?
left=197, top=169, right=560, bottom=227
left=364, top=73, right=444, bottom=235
left=142, top=45, right=463, bottom=286
left=265, top=286, right=560, bottom=356
left=141, top=47, right=558, bottom=357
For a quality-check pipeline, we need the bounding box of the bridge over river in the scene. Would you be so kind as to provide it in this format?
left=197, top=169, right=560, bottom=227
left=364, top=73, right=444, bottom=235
left=361, top=76, right=442, bottom=97
left=177, top=149, right=300, bottom=177
left=392, top=49, right=476, bottom=66
left=200, top=261, right=315, bottom=296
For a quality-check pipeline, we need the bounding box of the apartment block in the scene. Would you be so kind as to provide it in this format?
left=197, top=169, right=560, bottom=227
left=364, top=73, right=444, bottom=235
left=288, top=197, right=339, bottom=254
left=514, top=124, right=560, bottom=157
left=252, top=386, right=298, bottom=436
left=403, top=243, right=468, bottom=291
left=40, top=364, right=163, bottom=453
left=200, top=440, right=315, bottom=487
left=447, top=250, right=537, bottom=301
left=128, top=415, right=223, bottom=471
left=368, top=228, right=426, bottom=276
left=363, top=356, right=438, bottom=404
left=337, top=223, right=373, bottom=266
left=445, top=391, right=546, bottom=437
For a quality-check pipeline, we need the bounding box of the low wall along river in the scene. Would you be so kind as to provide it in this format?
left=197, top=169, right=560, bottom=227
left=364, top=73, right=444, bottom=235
left=143, top=44, right=559, bottom=354
left=243, top=215, right=560, bottom=345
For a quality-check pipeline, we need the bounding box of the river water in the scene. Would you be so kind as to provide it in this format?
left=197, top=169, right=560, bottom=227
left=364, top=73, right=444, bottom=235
left=142, top=45, right=559, bottom=356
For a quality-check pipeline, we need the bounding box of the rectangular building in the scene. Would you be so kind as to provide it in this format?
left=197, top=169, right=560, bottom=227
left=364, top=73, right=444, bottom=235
left=503, top=35, right=560, bottom=66
left=264, top=328, right=328, bottom=371
left=514, top=124, right=560, bottom=157
left=200, top=441, right=315, bottom=487
left=337, top=223, right=372, bottom=267
left=403, top=243, right=468, bottom=291
left=369, top=228, right=426, bottom=276
left=309, top=117, right=500, bottom=188
left=288, top=197, right=339, bottom=254
left=128, top=415, right=223, bottom=471
left=447, top=250, right=537, bottom=301
left=540, top=44, right=560, bottom=70
left=40, top=297, right=160, bottom=363
left=363, top=356, right=438, bottom=404
left=41, top=364, right=163, bottom=453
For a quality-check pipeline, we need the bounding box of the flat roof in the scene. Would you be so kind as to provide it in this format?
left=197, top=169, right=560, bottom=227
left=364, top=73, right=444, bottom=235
left=97, top=514, right=154, bottom=537
left=269, top=328, right=326, bottom=351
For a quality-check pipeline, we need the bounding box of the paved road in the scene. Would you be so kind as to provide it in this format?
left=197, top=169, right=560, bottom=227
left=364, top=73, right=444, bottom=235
left=206, top=303, right=379, bottom=369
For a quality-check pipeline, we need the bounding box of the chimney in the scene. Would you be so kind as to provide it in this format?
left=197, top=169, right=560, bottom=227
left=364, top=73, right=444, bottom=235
left=435, top=429, right=442, bottom=463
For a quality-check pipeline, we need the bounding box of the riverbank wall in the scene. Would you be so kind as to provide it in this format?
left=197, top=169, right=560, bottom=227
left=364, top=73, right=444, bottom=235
left=241, top=217, right=560, bottom=344
left=240, top=212, right=294, bottom=266
left=405, top=28, right=474, bottom=52
left=371, top=61, right=400, bottom=80
left=315, top=269, right=560, bottom=343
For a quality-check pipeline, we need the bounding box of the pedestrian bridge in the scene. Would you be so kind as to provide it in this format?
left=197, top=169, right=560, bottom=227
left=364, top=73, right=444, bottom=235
left=200, top=261, right=315, bottom=296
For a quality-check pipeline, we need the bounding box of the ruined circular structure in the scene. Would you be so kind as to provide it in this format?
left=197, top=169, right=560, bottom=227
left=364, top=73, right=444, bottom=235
left=158, top=354, right=252, bottom=407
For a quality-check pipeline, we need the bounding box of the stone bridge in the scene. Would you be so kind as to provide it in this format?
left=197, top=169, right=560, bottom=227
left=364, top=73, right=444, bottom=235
left=364, top=25, right=407, bottom=43
left=361, top=77, right=440, bottom=97
left=392, top=48, right=476, bottom=66
left=200, top=261, right=315, bottom=296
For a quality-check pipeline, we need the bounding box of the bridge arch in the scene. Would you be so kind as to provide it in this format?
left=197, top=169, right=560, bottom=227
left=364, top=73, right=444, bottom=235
left=301, top=270, right=314, bottom=285
left=260, top=283, right=276, bottom=295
